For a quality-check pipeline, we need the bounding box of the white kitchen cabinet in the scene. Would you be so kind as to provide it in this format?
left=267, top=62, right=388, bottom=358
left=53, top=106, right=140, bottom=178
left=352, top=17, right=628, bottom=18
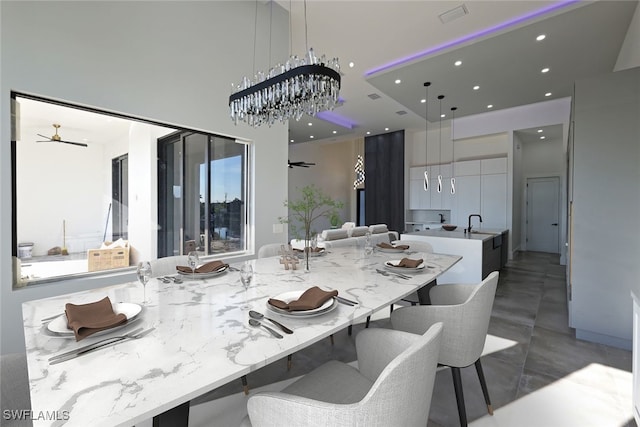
left=409, top=178, right=430, bottom=209
left=452, top=175, right=481, bottom=227
left=454, top=159, right=481, bottom=176
left=481, top=157, right=507, bottom=174
left=481, top=173, right=507, bottom=229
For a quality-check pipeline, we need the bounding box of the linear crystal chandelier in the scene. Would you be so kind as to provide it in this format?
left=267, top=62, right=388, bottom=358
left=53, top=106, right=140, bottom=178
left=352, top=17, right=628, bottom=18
left=229, top=1, right=341, bottom=127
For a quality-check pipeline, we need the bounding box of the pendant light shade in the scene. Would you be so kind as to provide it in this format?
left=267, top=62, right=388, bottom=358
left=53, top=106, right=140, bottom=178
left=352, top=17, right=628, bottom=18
left=450, top=107, right=457, bottom=195
left=437, top=95, right=445, bottom=193
left=423, top=82, right=431, bottom=192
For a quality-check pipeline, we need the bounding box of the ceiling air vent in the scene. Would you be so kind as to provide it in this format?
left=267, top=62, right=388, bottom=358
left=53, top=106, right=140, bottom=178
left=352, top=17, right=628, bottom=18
left=367, top=93, right=381, bottom=100
left=439, top=4, right=468, bottom=24
left=396, top=110, right=408, bottom=116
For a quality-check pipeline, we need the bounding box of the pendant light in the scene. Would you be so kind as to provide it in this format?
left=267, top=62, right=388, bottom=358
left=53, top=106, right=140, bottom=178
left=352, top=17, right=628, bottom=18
left=437, top=95, right=445, bottom=193
left=450, top=107, right=457, bottom=195
left=423, top=82, right=431, bottom=192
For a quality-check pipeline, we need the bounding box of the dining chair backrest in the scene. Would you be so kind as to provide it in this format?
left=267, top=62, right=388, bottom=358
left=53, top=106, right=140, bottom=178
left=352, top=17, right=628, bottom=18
left=391, top=271, right=499, bottom=368
left=258, top=243, right=285, bottom=259
left=245, top=323, right=443, bottom=427
left=149, top=255, right=188, bottom=277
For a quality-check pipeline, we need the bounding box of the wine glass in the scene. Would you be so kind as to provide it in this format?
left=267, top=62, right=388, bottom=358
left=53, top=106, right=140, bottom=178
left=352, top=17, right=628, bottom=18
left=239, top=262, right=253, bottom=309
left=187, top=251, right=199, bottom=281
left=136, top=261, right=152, bottom=305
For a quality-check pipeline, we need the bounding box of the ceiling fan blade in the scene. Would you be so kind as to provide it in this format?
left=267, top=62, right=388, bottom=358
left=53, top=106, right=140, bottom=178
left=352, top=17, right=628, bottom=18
left=36, top=134, right=52, bottom=140
left=60, top=140, right=88, bottom=147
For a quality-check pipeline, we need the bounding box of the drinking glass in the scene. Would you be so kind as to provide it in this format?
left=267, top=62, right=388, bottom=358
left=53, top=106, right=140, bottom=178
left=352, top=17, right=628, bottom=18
left=136, top=261, right=152, bottom=305
left=187, top=251, right=199, bottom=281
left=364, top=231, right=374, bottom=256
left=239, top=262, right=254, bottom=309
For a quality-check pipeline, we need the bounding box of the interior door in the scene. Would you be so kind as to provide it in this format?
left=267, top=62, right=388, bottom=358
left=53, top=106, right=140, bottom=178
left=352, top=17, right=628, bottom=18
left=526, top=176, right=560, bottom=253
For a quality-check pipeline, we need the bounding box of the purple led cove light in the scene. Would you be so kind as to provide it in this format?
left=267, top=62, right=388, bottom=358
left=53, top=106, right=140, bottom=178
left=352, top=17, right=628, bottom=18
left=316, top=110, right=356, bottom=129
left=365, top=0, right=580, bottom=76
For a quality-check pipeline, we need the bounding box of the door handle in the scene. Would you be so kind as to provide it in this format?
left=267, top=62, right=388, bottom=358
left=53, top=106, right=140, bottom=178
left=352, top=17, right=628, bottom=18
left=551, top=223, right=558, bottom=226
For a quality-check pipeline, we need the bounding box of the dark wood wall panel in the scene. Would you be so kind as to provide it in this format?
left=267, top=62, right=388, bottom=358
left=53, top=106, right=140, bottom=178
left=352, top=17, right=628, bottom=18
left=364, top=130, right=404, bottom=233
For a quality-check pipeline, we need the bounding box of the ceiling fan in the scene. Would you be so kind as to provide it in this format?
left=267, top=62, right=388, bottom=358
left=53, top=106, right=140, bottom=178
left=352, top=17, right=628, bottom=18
left=37, top=124, right=88, bottom=147
left=288, top=160, right=316, bottom=168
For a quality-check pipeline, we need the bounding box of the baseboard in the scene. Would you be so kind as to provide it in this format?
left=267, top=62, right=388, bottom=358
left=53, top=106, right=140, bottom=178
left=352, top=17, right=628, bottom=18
left=575, top=328, right=632, bottom=351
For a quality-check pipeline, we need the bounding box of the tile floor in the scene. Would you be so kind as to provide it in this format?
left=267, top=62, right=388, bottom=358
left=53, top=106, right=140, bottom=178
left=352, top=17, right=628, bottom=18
left=186, top=251, right=636, bottom=427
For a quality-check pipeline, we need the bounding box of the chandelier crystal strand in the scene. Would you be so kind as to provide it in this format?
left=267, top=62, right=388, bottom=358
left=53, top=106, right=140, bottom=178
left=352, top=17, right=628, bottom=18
left=423, top=82, right=431, bottom=192
left=437, top=95, right=444, bottom=193
left=229, top=1, right=340, bottom=127
left=450, top=107, right=457, bottom=195
left=353, top=154, right=365, bottom=189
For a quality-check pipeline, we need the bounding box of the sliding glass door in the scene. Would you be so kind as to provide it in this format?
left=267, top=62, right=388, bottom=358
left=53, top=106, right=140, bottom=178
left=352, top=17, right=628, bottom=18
left=158, top=131, right=247, bottom=258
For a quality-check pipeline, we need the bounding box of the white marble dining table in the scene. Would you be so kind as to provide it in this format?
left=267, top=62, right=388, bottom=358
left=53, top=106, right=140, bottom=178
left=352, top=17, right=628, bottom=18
left=21, top=246, right=461, bottom=427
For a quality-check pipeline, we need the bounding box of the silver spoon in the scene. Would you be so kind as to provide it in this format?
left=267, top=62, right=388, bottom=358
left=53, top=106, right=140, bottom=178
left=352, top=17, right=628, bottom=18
left=249, top=310, right=293, bottom=334
left=248, top=319, right=283, bottom=339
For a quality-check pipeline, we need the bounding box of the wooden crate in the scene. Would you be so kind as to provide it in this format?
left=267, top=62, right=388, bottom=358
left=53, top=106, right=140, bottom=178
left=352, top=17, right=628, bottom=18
left=87, top=242, right=130, bottom=272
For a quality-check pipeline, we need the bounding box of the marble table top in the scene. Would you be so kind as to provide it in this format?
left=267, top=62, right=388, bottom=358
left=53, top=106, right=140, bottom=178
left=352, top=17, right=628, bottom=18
left=22, top=247, right=461, bottom=426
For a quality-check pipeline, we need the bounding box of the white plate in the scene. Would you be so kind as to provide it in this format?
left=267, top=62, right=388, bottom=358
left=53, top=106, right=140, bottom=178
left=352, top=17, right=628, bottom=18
left=267, top=290, right=337, bottom=317
left=384, top=260, right=426, bottom=273
left=376, top=246, right=408, bottom=253
left=47, top=302, right=142, bottom=337
left=177, top=265, right=229, bottom=278
left=295, top=249, right=327, bottom=258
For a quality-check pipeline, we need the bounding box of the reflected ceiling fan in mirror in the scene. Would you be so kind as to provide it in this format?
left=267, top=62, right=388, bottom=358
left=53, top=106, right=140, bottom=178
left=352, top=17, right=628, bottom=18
left=288, top=160, right=315, bottom=168
left=37, top=124, right=87, bottom=147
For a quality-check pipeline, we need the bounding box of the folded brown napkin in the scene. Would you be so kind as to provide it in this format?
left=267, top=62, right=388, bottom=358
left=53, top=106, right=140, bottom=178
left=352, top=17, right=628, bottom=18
left=392, top=257, right=423, bottom=268
left=65, top=296, right=127, bottom=342
left=176, top=260, right=229, bottom=274
left=377, top=242, right=410, bottom=250
left=268, top=286, right=338, bottom=312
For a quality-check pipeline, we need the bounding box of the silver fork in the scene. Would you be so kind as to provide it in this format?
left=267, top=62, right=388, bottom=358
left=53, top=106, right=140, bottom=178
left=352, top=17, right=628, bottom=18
left=376, top=268, right=410, bottom=280
left=49, top=327, right=155, bottom=364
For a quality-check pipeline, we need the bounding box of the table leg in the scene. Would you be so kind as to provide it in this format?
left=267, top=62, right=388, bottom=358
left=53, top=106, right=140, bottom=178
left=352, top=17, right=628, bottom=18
left=153, top=401, right=190, bottom=427
left=417, top=279, right=437, bottom=305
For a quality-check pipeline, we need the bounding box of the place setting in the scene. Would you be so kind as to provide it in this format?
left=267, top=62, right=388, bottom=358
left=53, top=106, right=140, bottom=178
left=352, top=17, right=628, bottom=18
left=376, top=257, right=435, bottom=279
left=175, top=251, right=230, bottom=280
left=375, top=242, right=410, bottom=254
left=265, top=286, right=358, bottom=319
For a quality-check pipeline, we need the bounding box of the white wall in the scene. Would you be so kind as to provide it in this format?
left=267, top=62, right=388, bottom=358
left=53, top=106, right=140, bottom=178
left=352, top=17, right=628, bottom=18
left=615, top=3, right=640, bottom=72
left=288, top=139, right=356, bottom=236
left=1, top=1, right=290, bottom=353
left=570, top=67, right=640, bottom=349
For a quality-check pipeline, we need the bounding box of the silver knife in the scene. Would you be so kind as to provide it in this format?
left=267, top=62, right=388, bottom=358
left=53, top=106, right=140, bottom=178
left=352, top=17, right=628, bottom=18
left=335, top=296, right=358, bottom=305
left=49, top=328, right=154, bottom=364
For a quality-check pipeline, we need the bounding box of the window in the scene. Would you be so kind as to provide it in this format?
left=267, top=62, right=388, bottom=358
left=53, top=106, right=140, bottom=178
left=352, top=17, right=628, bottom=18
left=158, top=131, right=247, bottom=257
left=12, top=92, right=250, bottom=285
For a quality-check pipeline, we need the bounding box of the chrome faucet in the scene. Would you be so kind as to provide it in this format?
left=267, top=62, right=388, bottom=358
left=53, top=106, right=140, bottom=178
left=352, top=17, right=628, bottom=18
left=467, top=214, right=482, bottom=233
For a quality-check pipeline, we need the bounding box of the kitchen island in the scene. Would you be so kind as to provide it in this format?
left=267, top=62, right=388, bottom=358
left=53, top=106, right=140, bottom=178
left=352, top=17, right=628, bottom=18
left=401, top=228, right=508, bottom=283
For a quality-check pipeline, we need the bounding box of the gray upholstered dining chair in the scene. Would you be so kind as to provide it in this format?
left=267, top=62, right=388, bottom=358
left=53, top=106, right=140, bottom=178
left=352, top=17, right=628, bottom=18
left=149, top=255, right=188, bottom=277
left=1, top=353, right=33, bottom=427
left=390, top=271, right=499, bottom=427
left=241, top=323, right=443, bottom=427
left=258, top=243, right=285, bottom=259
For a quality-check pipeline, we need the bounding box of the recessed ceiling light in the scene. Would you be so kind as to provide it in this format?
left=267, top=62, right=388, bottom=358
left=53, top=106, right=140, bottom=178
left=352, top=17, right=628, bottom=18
left=420, top=99, right=426, bottom=103
left=545, top=92, right=552, bottom=97
left=349, top=62, right=355, bottom=68
left=540, top=136, right=546, bottom=140
left=440, top=114, right=446, bottom=118
left=395, top=79, right=401, bottom=84
left=290, top=139, right=294, bottom=142
left=541, top=67, right=550, bottom=73
left=487, top=104, right=493, bottom=109
left=454, top=60, right=462, bottom=66
left=537, top=129, right=543, bottom=133
left=366, top=131, right=371, bottom=135
left=308, top=122, right=313, bottom=126
left=473, top=85, right=480, bottom=90
left=536, top=34, right=546, bottom=41
left=385, top=127, right=389, bottom=131
left=310, top=135, right=314, bottom=139
left=332, top=130, right=337, bottom=134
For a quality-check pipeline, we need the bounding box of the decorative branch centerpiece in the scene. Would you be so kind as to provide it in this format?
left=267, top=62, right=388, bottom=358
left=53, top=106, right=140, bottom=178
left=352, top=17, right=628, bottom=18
left=280, top=185, right=343, bottom=271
